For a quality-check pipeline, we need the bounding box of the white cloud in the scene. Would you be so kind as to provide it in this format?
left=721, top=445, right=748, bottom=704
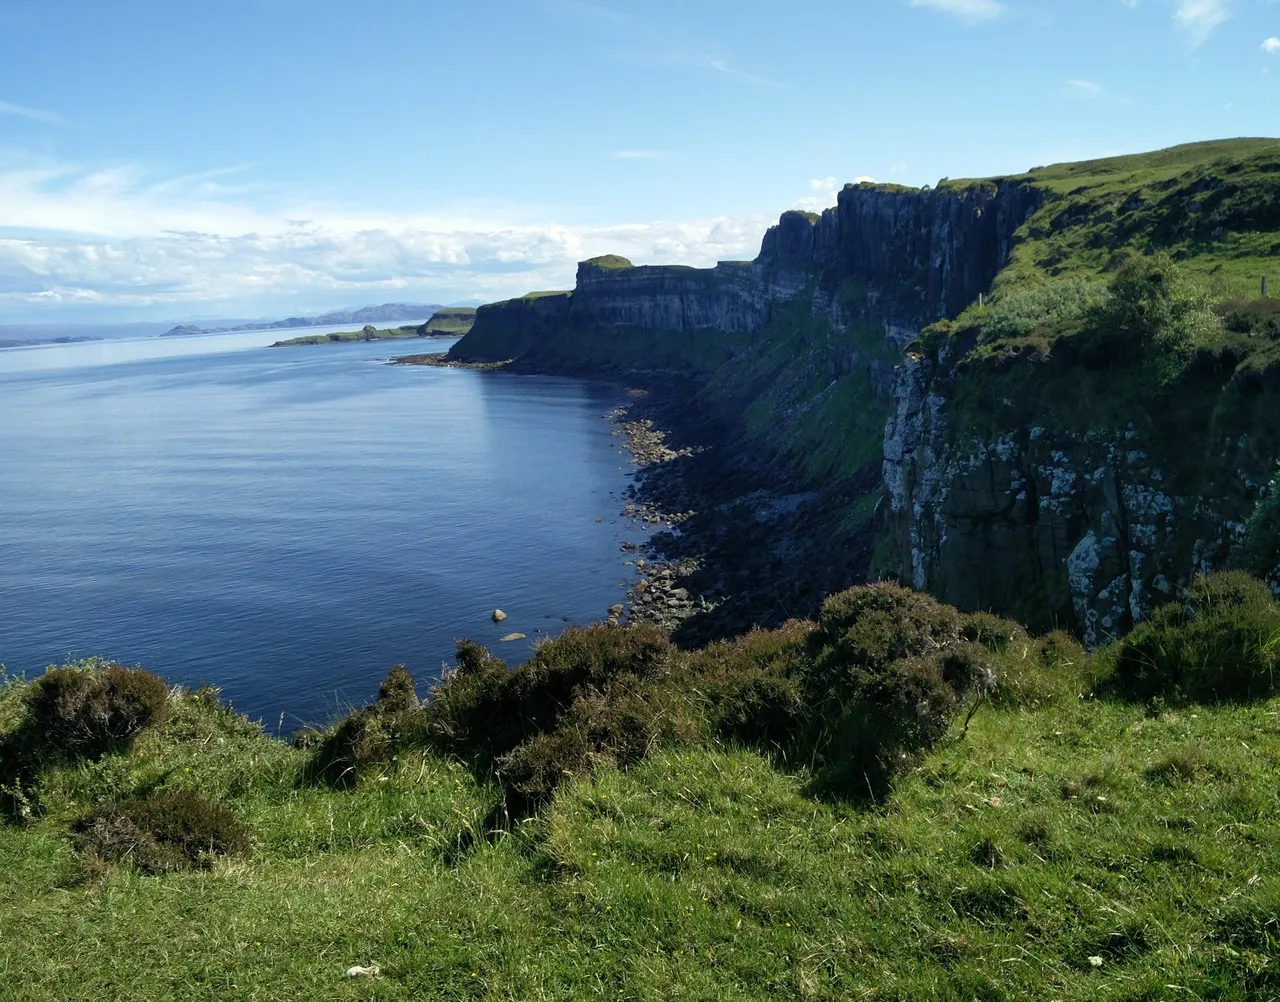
left=809, top=176, right=839, bottom=191
left=1263, top=36, right=1280, bottom=52
left=0, top=100, right=65, bottom=125
left=1067, top=78, right=1105, bottom=96
left=699, top=56, right=787, bottom=88
left=907, top=0, right=1006, bottom=23
left=890, top=161, right=909, bottom=175
left=0, top=156, right=773, bottom=316
left=1174, top=0, right=1230, bottom=47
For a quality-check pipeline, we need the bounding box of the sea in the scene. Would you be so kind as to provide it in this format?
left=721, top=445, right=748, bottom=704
left=0, top=327, right=643, bottom=730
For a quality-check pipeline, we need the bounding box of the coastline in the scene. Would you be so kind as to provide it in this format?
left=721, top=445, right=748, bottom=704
left=390, top=347, right=875, bottom=644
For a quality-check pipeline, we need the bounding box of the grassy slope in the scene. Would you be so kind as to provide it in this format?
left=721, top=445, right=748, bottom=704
left=984, top=138, right=1280, bottom=298
left=2, top=668, right=1277, bottom=1001
left=273, top=311, right=476, bottom=346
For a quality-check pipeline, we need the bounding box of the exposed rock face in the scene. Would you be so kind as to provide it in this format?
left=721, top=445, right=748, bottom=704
left=444, top=167, right=1277, bottom=642
left=450, top=181, right=1045, bottom=366
left=884, top=352, right=1275, bottom=643
left=448, top=293, right=572, bottom=362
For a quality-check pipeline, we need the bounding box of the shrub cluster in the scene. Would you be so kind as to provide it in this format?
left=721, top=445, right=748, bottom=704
left=306, top=585, right=1084, bottom=813
left=423, top=624, right=684, bottom=813
left=1113, top=571, right=1280, bottom=702
left=800, top=583, right=995, bottom=798
left=72, top=790, right=249, bottom=874
left=25, top=664, right=171, bottom=760
left=302, top=664, right=420, bottom=788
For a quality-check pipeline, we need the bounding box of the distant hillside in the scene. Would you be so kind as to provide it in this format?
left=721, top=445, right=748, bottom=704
left=162, top=303, right=443, bottom=337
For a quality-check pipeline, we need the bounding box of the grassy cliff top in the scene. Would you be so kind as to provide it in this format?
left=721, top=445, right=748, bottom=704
left=988, top=137, right=1280, bottom=298
left=581, top=254, right=635, bottom=271
left=4, top=577, right=1280, bottom=999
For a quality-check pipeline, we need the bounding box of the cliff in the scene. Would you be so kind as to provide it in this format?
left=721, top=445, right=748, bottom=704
left=448, top=138, right=1280, bottom=640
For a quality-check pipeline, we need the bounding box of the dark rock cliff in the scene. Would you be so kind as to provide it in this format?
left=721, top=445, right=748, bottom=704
left=450, top=180, right=1043, bottom=367
left=443, top=143, right=1280, bottom=639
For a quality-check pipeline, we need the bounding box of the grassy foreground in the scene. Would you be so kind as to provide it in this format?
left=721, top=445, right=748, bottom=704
left=2, top=582, right=1280, bottom=1001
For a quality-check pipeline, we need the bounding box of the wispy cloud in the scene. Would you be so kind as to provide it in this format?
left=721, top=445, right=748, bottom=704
left=907, top=0, right=1006, bottom=23
left=610, top=149, right=667, bottom=160
left=1067, top=78, right=1105, bottom=96
left=0, top=100, right=66, bottom=125
left=1174, top=0, right=1230, bottom=47
left=1264, top=36, right=1280, bottom=53
left=0, top=155, right=773, bottom=315
left=699, top=56, right=787, bottom=88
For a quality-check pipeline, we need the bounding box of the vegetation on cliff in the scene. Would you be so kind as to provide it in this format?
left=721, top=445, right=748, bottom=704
left=3, top=574, right=1279, bottom=999
left=272, top=309, right=476, bottom=347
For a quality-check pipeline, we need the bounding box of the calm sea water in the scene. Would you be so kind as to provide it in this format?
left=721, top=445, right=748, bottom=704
left=0, top=330, right=641, bottom=729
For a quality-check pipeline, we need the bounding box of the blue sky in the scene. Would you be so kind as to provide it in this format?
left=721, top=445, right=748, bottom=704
left=0, top=0, right=1277, bottom=323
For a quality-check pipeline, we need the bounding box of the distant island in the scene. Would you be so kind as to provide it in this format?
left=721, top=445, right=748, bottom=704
left=161, top=302, right=445, bottom=337
left=270, top=308, right=476, bottom=346
left=0, top=335, right=103, bottom=349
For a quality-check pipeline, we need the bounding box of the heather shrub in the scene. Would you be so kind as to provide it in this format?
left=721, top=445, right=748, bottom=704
left=72, top=790, right=249, bottom=874
left=809, top=582, right=962, bottom=688
left=801, top=583, right=989, bottom=799
left=691, top=621, right=811, bottom=750
left=24, top=663, right=170, bottom=760
left=1112, top=571, right=1280, bottom=702
left=305, top=664, right=420, bottom=787
left=1240, top=464, right=1280, bottom=589
left=422, top=624, right=675, bottom=767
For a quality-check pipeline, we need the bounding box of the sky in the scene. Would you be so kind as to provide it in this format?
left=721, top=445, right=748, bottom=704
left=0, top=0, right=1278, bottom=324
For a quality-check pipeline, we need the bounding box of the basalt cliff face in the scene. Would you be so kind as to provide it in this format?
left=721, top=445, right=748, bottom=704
left=454, top=180, right=1043, bottom=365
left=445, top=140, right=1280, bottom=639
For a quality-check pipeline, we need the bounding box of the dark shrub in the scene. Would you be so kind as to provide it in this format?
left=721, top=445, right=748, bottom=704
left=376, top=664, right=419, bottom=713
left=960, top=612, right=1021, bottom=652
left=25, top=664, right=170, bottom=760
left=938, top=641, right=997, bottom=698
left=692, top=621, right=811, bottom=750
left=307, top=664, right=423, bottom=788
left=1241, top=465, right=1280, bottom=588
left=1219, top=296, right=1280, bottom=340
left=72, top=790, right=249, bottom=874
left=497, top=726, right=592, bottom=814
left=811, top=655, right=959, bottom=797
left=810, top=583, right=961, bottom=684
left=1113, top=571, right=1280, bottom=702
left=800, top=583, right=985, bottom=799
left=422, top=624, right=675, bottom=766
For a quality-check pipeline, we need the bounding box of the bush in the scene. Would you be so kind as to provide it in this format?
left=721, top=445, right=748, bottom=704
left=801, top=583, right=990, bottom=799
left=422, top=624, right=675, bottom=767
left=691, top=621, right=811, bottom=751
left=1112, top=571, right=1280, bottom=702
left=980, top=277, right=1107, bottom=342
left=1240, top=464, right=1280, bottom=589
left=1219, top=296, right=1280, bottom=340
left=72, top=790, right=249, bottom=874
left=1068, top=254, right=1219, bottom=368
left=306, top=664, right=422, bottom=788
left=25, top=664, right=170, bottom=760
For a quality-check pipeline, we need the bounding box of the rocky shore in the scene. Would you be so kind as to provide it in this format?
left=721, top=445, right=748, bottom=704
left=604, top=381, right=876, bottom=643
left=387, top=352, right=874, bottom=643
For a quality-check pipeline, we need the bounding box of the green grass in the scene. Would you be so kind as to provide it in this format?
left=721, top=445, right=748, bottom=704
left=581, top=255, right=635, bottom=272
left=4, top=642, right=1279, bottom=1000
left=988, top=138, right=1280, bottom=297
left=272, top=326, right=438, bottom=347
